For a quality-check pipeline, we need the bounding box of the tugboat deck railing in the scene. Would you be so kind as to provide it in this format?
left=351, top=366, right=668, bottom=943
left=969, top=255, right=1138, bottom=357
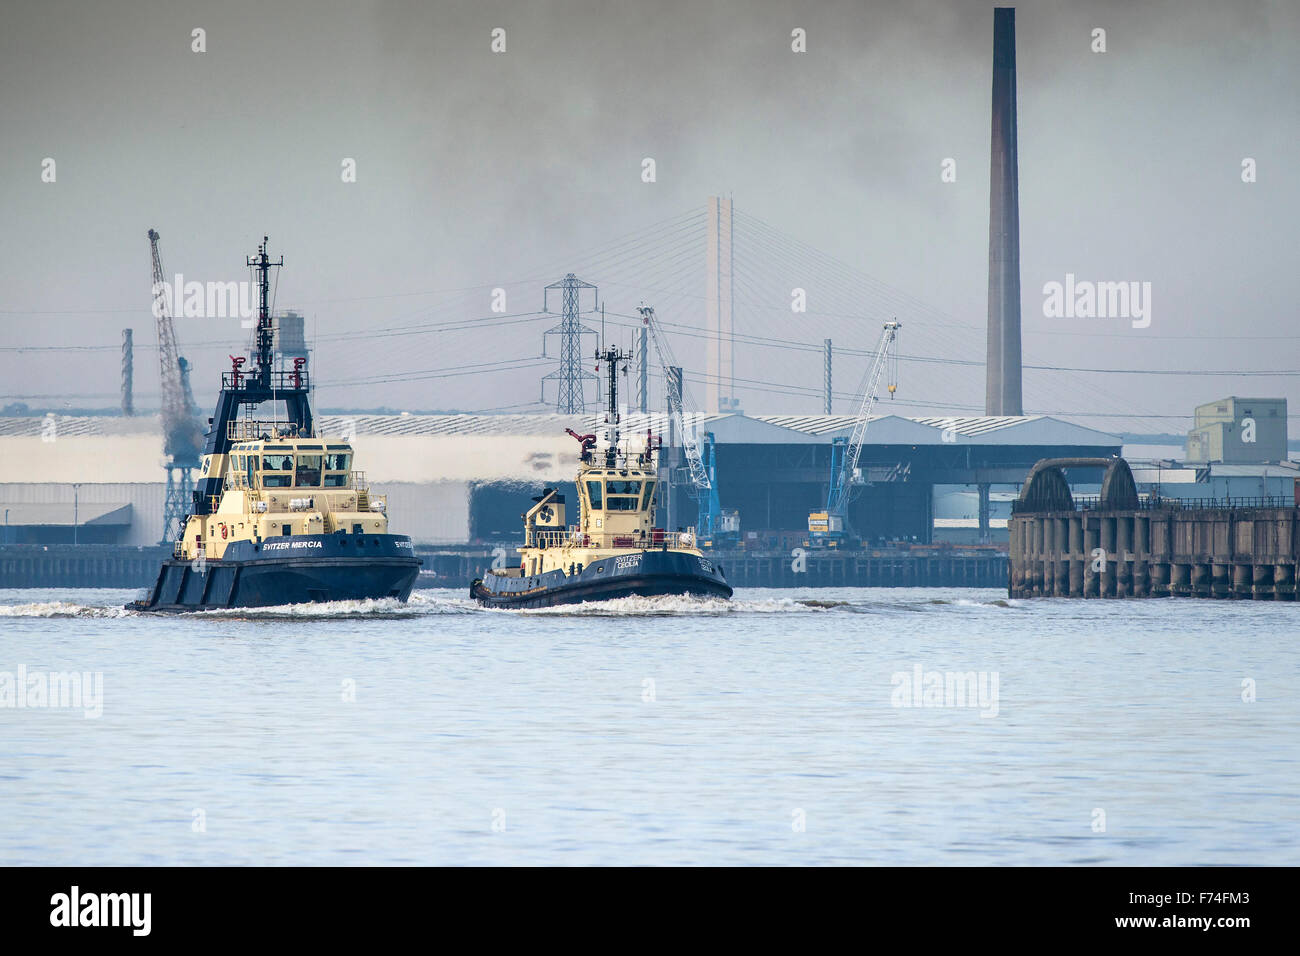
left=528, top=528, right=698, bottom=551
left=227, top=419, right=312, bottom=442
left=220, top=369, right=311, bottom=391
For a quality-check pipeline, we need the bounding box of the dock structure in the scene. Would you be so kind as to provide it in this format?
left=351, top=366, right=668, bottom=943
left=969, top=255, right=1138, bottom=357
left=0, top=544, right=170, bottom=589
left=431, top=547, right=1006, bottom=590
left=1008, top=458, right=1298, bottom=599
left=715, top=548, right=1006, bottom=589
left=0, top=543, right=1009, bottom=591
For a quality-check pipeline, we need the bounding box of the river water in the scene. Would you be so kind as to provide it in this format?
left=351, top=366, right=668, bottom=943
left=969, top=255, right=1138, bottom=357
left=1, top=586, right=1296, bottom=865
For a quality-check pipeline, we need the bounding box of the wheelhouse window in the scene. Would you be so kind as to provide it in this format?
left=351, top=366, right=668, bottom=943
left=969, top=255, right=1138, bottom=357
left=295, top=454, right=323, bottom=487
left=323, top=452, right=351, bottom=487
left=262, top=452, right=293, bottom=488
left=640, top=480, right=656, bottom=511
left=585, top=480, right=603, bottom=510
left=605, top=479, right=642, bottom=511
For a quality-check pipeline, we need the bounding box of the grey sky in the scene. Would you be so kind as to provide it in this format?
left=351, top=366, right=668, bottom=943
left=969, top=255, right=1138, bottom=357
left=2, top=0, right=1297, bottom=434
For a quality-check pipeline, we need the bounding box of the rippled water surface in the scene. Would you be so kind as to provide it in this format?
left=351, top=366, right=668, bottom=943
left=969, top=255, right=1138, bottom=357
left=2, top=586, right=1297, bottom=865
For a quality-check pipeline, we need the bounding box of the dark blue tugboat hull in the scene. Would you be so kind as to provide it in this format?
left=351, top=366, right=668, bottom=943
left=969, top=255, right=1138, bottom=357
left=471, top=549, right=732, bottom=609
left=128, top=534, right=421, bottom=612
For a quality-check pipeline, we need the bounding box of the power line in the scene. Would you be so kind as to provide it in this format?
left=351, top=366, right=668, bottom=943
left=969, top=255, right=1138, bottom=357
left=323, top=356, right=554, bottom=389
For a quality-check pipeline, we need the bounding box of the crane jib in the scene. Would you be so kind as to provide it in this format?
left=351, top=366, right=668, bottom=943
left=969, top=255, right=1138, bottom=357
left=639, top=305, right=710, bottom=491
left=828, top=321, right=900, bottom=518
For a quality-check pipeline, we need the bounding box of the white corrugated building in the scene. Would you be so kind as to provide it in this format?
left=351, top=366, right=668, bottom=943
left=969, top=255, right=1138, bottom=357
left=0, top=411, right=1126, bottom=546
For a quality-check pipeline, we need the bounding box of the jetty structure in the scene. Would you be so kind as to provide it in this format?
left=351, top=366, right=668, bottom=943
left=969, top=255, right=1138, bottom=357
left=1009, top=457, right=1298, bottom=599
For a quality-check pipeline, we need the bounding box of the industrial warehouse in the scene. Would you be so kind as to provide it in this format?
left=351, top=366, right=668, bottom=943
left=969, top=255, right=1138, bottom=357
left=0, top=408, right=1123, bottom=547
left=2, top=398, right=1295, bottom=589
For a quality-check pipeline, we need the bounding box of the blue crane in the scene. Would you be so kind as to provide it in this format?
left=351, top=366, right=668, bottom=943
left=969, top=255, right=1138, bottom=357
left=807, top=320, right=900, bottom=548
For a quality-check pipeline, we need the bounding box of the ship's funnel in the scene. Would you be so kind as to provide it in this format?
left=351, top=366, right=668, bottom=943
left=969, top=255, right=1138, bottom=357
left=985, top=7, right=1023, bottom=416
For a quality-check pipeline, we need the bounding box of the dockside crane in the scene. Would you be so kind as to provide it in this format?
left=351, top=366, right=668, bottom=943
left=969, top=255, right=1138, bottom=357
left=637, top=306, right=738, bottom=545
left=148, top=228, right=205, bottom=542
left=698, top=432, right=740, bottom=548
left=807, top=319, right=901, bottom=548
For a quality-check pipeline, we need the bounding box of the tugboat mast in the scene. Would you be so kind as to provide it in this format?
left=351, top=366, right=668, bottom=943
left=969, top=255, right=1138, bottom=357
left=246, top=237, right=283, bottom=389
left=192, top=236, right=311, bottom=518
left=597, top=343, right=632, bottom=466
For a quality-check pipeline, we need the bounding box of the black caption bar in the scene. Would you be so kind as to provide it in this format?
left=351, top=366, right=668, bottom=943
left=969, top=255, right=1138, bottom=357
left=0, top=866, right=1281, bottom=944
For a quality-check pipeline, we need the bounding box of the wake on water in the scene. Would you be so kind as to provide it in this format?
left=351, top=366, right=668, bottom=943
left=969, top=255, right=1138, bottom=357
left=0, top=601, right=135, bottom=620
left=0, top=593, right=817, bottom=619
left=0, top=590, right=1021, bottom=620
left=497, top=594, right=826, bottom=617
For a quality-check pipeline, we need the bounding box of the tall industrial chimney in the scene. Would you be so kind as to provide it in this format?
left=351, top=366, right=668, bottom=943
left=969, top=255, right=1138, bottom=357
left=121, top=328, right=134, bottom=416
left=985, top=7, right=1023, bottom=416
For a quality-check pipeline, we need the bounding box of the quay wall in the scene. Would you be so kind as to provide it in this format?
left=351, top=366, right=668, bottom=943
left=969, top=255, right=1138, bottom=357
left=1008, top=456, right=1298, bottom=600
left=0, top=544, right=1007, bottom=592
left=1009, top=506, right=1298, bottom=599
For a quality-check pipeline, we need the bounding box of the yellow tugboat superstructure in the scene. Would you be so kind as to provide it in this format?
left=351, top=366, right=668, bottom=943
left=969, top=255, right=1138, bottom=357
left=513, top=426, right=692, bottom=574
left=471, top=345, right=732, bottom=608
left=176, top=426, right=390, bottom=563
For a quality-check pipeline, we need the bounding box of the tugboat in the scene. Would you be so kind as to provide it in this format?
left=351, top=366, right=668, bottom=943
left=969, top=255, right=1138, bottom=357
left=471, top=345, right=732, bottom=609
left=129, top=237, right=420, bottom=612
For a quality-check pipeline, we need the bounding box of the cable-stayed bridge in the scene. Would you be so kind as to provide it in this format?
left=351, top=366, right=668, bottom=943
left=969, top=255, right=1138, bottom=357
left=292, top=196, right=1186, bottom=434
